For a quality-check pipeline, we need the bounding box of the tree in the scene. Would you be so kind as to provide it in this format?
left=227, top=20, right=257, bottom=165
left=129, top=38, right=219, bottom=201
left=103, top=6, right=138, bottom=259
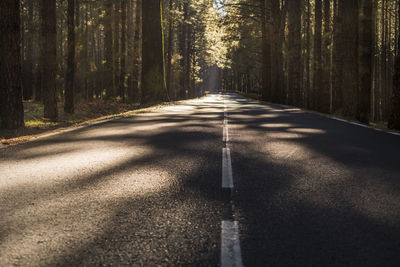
left=288, top=0, right=302, bottom=106
left=130, top=0, right=142, bottom=103
left=104, top=0, right=114, bottom=98
left=40, top=0, right=58, bottom=121
left=322, top=0, right=331, bottom=113
left=65, top=0, right=76, bottom=114
left=313, top=0, right=322, bottom=111
left=141, top=0, right=167, bottom=103
left=120, top=0, right=127, bottom=101
left=0, top=0, right=24, bottom=129
left=357, top=0, right=373, bottom=123
left=388, top=0, right=400, bottom=130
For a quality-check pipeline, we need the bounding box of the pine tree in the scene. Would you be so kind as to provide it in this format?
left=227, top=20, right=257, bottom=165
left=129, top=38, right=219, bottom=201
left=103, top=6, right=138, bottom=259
left=357, top=0, right=373, bottom=123
left=141, top=0, right=167, bottom=103
left=388, top=0, right=400, bottom=130
left=65, top=0, right=76, bottom=114
left=288, top=0, right=302, bottom=106
left=40, top=0, right=58, bottom=121
left=0, top=0, right=24, bottom=129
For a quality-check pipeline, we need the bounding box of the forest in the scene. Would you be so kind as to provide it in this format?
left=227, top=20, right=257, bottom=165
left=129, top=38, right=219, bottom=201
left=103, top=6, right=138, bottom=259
left=1, top=0, right=400, bottom=132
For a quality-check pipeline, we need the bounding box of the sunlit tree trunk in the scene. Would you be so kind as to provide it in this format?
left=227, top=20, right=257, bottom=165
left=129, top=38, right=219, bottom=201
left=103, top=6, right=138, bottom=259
left=388, top=0, right=400, bottom=129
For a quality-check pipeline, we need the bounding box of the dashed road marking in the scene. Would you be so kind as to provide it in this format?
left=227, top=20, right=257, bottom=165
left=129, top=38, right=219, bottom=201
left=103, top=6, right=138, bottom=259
left=222, top=148, right=233, bottom=188
left=223, top=126, right=229, bottom=142
left=221, top=220, right=244, bottom=267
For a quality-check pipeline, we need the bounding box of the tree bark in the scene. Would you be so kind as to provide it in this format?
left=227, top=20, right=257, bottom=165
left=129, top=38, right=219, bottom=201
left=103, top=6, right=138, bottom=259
left=104, top=0, right=114, bottom=98
left=166, top=0, right=174, bottom=99
left=321, top=0, right=331, bottom=113
left=357, top=0, right=372, bottom=123
left=65, top=0, right=75, bottom=114
left=388, top=0, right=400, bottom=129
left=288, top=0, right=302, bottom=107
left=120, top=0, right=127, bottom=101
left=0, top=0, right=24, bottom=129
left=131, top=0, right=142, bottom=103
left=313, top=0, right=322, bottom=111
left=114, top=0, right=121, bottom=97
left=40, top=0, right=58, bottom=121
left=141, top=0, right=167, bottom=103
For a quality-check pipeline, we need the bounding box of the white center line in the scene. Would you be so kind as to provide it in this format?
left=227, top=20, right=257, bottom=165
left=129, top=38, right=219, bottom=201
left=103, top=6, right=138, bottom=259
left=223, top=126, right=229, bottom=142
left=222, top=147, right=233, bottom=188
left=221, top=220, right=244, bottom=267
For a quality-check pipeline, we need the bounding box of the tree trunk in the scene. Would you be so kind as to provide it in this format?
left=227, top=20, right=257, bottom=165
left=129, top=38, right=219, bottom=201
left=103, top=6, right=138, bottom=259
left=287, top=0, right=302, bottom=107
left=104, top=0, right=114, bottom=98
left=113, top=0, right=121, bottom=96
left=23, top=0, right=34, bottom=101
left=120, top=0, right=127, bottom=101
left=313, top=0, right=322, bottom=111
left=357, top=0, right=372, bottom=123
left=141, top=0, right=167, bottom=103
left=166, top=0, right=174, bottom=99
left=40, top=0, right=58, bottom=121
left=322, top=0, right=331, bottom=113
left=65, top=0, right=75, bottom=114
left=127, top=0, right=134, bottom=103
left=0, top=0, right=24, bottom=129
left=131, top=0, right=142, bottom=103
left=261, top=0, right=270, bottom=101
left=388, top=0, right=400, bottom=129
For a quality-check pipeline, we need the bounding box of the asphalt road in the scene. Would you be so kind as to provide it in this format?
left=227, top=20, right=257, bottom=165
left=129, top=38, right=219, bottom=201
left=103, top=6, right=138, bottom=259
left=1, top=93, right=399, bottom=266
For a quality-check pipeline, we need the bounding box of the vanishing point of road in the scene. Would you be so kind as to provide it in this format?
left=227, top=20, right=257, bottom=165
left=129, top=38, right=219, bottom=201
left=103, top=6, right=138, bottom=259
left=1, top=93, right=399, bottom=266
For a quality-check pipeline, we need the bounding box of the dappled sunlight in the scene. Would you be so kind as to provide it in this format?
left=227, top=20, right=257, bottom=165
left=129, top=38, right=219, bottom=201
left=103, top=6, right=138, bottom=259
left=287, top=128, right=326, bottom=134
left=0, top=145, right=150, bottom=190
left=0, top=168, right=175, bottom=267
left=259, top=123, right=294, bottom=129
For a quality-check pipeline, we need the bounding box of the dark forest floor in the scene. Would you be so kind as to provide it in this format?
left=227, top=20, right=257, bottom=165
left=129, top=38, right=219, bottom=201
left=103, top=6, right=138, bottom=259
left=0, top=99, right=147, bottom=145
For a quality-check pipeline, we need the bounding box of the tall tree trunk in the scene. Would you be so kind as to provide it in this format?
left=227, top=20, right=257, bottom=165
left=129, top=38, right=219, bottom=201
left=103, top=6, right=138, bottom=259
left=332, top=0, right=358, bottom=116
left=357, top=0, right=372, bottom=123
left=342, top=0, right=359, bottom=117
left=313, top=0, right=322, bottom=111
left=131, top=0, right=142, bottom=103
left=120, top=0, right=127, bottom=101
left=322, top=0, right=331, bottom=113
left=24, top=0, right=34, bottom=101
left=179, top=1, right=189, bottom=99
left=304, top=0, right=311, bottom=108
left=141, top=0, right=167, bottom=103
left=65, top=0, right=75, bottom=114
left=113, top=0, right=121, bottom=96
left=261, top=0, right=271, bottom=101
left=40, top=0, right=58, bottom=121
left=287, top=0, right=302, bottom=107
left=166, top=0, right=174, bottom=98
left=104, top=0, right=114, bottom=98
left=388, top=0, right=400, bottom=129
left=127, top=0, right=134, bottom=102
left=0, top=0, right=24, bottom=129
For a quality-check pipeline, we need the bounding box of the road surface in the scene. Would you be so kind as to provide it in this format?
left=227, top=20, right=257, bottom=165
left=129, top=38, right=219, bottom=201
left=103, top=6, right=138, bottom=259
left=1, top=93, right=399, bottom=266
